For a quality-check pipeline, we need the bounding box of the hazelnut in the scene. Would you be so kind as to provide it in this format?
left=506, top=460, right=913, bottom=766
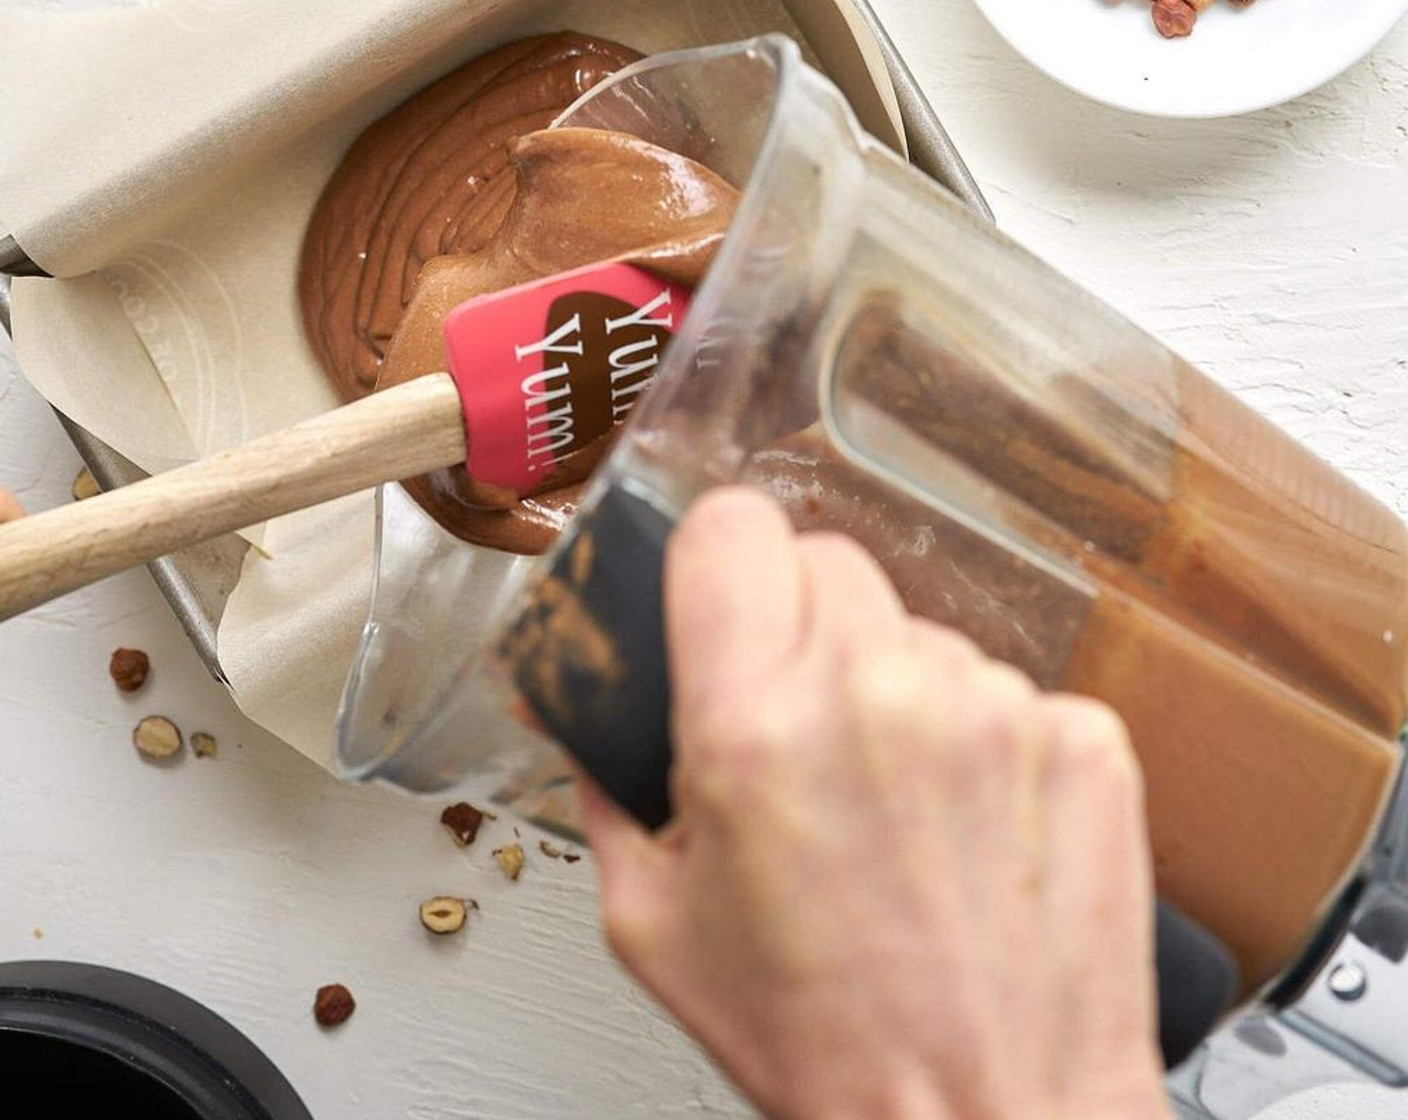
left=440, top=801, right=486, bottom=846
left=71, top=466, right=101, bottom=501
left=132, top=715, right=182, bottom=759
left=191, top=732, right=218, bottom=759
left=313, top=983, right=355, bottom=1027
left=538, top=840, right=563, bottom=859
left=109, top=647, right=151, bottom=692
left=1151, top=0, right=1197, bottom=37
left=493, top=843, right=525, bottom=881
left=419, top=896, right=474, bottom=935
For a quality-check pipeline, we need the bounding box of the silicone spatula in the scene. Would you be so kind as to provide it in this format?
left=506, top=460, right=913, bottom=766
left=0, top=260, right=692, bottom=621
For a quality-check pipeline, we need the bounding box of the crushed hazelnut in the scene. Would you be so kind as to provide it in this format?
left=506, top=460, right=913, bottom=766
left=132, top=715, right=182, bottom=759
left=493, top=843, right=525, bottom=881
left=109, top=647, right=151, bottom=692
left=191, top=732, right=218, bottom=759
left=440, top=802, right=486, bottom=846
left=314, top=983, right=355, bottom=1027
left=419, top=896, right=475, bottom=935
left=562, top=852, right=582, bottom=864
left=71, top=466, right=101, bottom=501
left=32, top=927, right=42, bottom=940
left=538, top=840, right=563, bottom=859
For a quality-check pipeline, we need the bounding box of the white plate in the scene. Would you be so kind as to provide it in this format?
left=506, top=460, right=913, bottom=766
left=970, top=0, right=1408, bottom=118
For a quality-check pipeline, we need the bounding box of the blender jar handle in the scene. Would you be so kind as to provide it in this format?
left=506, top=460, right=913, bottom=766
left=501, top=482, right=1239, bottom=1070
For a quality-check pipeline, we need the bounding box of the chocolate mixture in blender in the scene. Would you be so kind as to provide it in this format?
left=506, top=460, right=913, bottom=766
left=747, top=304, right=1408, bottom=988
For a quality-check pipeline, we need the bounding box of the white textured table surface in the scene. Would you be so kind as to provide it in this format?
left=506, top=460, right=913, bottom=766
left=2, top=2, right=1406, bottom=1118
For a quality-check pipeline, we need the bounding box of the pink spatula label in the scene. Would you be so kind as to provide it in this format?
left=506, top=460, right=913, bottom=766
left=443, top=261, right=693, bottom=496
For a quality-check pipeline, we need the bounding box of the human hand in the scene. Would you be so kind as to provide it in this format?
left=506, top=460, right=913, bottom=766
left=578, top=487, right=1171, bottom=1120
left=0, top=489, right=24, bottom=523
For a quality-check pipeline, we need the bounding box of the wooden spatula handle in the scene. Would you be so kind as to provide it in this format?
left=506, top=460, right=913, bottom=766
left=0, top=373, right=466, bottom=621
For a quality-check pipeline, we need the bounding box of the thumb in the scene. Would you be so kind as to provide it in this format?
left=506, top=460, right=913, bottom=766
left=575, top=770, right=678, bottom=950
left=576, top=770, right=665, bottom=888
left=0, top=489, right=25, bottom=524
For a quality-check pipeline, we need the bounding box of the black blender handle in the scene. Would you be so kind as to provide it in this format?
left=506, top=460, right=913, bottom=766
left=1154, top=899, right=1239, bottom=1067
left=502, top=483, right=1238, bottom=1069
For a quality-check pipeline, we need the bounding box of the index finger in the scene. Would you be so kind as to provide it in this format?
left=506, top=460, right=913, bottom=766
left=665, top=486, right=803, bottom=718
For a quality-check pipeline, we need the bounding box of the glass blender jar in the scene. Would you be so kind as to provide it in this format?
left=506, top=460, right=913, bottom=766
left=336, top=36, right=1408, bottom=1114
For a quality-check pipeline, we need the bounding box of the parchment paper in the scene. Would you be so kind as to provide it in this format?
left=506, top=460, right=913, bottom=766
left=0, top=0, right=905, bottom=768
